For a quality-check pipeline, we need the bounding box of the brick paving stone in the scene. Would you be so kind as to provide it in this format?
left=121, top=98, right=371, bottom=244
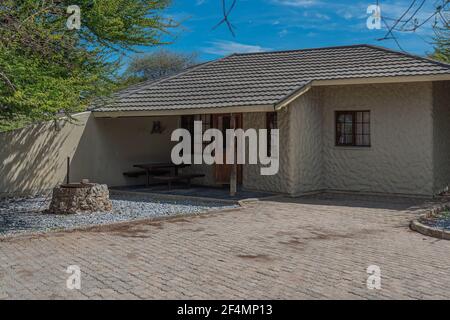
left=0, top=193, right=449, bottom=299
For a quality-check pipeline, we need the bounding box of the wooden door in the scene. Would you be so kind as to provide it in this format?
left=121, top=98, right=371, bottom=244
left=212, top=114, right=243, bottom=185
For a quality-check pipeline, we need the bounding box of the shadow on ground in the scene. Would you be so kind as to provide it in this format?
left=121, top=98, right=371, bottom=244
left=112, top=184, right=277, bottom=201
left=260, top=192, right=444, bottom=212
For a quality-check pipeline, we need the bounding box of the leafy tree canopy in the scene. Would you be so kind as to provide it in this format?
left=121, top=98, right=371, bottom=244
left=431, top=10, right=450, bottom=63
left=0, top=0, right=175, bottom=131
left=124, top=49, right=198, bottom=83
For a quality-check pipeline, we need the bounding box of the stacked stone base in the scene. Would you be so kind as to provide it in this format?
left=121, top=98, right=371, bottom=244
left=49, top=184, right=112, bottom=214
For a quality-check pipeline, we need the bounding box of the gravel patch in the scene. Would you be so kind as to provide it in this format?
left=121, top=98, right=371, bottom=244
left=420, top=209, right=450, bottom=230
left=0, top=193, right=237, bottom=236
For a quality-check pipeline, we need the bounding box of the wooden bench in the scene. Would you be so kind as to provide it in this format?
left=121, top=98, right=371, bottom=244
left=123, top=170, right=146, bottom=178
left=123, top=169, right=170, bottom=178
left=152, top=174, right=205, bottom=189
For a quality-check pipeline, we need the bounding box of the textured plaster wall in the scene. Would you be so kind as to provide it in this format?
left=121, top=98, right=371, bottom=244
left=288, top=89, right=324, bottom=194
left=241, top=111, right=291, bottom=193
left=432, top=81, right=450, bottom=194
left=241, top=83, right=436, bottom=196
left=321, top=82, right=434, bottom=196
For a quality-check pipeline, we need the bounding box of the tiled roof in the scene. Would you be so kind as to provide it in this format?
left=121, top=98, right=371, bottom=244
left=93, top=44, right=450, bottom=112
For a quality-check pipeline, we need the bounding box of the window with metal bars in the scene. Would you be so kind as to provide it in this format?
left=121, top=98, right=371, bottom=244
left=180, top=114, right=212, bottom=146
left=335, top=111, right=370, bottom=147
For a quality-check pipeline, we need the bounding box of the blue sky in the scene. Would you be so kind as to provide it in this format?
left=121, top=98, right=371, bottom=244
left=135, top=0, right=443, bottom=62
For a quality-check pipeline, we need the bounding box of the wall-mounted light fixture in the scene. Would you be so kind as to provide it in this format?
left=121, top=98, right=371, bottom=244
left=151, top=121, right=165, bottom=134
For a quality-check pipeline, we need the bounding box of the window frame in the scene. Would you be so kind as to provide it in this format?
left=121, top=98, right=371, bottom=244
left=335, top=110, right=371, bottom=147
left=180, top=114, right=212, bottom=147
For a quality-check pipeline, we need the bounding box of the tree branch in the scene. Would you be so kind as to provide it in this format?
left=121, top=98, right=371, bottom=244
left=0, top=71, right=16, bottom=92
left=212, top=0, right=237, bottom=37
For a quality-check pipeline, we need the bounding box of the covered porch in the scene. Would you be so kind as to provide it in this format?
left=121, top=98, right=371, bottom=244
left=82, top=104, right=284, bottom=199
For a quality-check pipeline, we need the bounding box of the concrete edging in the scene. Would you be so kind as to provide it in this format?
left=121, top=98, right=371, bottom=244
left=410, top=203, right=450, bottom=240
left=110, top=189, right=240, bottom=205
left=110, top=189, right=281, bottom=205
left=410, top=219, right=450, bottom=240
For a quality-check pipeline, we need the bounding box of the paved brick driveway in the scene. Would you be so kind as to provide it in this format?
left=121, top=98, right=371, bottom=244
left=1, top=193, right=450, bottom=300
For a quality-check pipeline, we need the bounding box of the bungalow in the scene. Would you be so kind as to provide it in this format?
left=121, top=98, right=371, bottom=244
left=1, top=44, right=449, bottom=197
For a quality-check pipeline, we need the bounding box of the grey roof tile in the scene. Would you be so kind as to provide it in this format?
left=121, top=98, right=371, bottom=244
left=93, top=44, right=450, bottom=112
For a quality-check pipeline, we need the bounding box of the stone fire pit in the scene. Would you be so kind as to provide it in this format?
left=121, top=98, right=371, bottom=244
left=48, top=181, right=112, bottom=214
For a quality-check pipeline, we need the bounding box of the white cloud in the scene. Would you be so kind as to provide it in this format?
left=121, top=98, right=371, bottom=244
left=381, top=2, right=434, bottom=21
left=335, top=5, right=368, bottom=20
left=337, top=9, right=354, bottom=20
left=315, top=12, right=330, bottom=20
left=196, top=0, right=206, bottom=5
left=278, top=29, right=289, bottom=37
left=272, top=0, right=321, bottom=7
left=203, top=40, right=271, bottom=56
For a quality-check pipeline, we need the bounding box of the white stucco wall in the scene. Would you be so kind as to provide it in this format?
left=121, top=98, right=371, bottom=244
left=241, top=83, right=437, bottom=196
left=320, top=82, right=434, bottom=196
left=432, top=81, right=450, bottom=194
left=81, top=116, right=179, bottom=187
left=241, top=111, right=291, bottom=193
left=288, top=89, right=324, bottom=194
left=0, top=112, right=91, bottom=196
left=0, top=113, right=180, bottom=196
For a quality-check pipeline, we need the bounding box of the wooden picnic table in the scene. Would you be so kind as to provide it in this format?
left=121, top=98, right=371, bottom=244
left=133, top=162, right=190, bottom=186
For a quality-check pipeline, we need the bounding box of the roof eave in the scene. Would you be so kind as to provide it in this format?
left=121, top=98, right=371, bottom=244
left=274, top=73, right=450, bottom=110
left=274, top=82, right=313, bottom=111
left=312, top=74, right=450, bottom=86
left=92, top=104, right=275, bottom=118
